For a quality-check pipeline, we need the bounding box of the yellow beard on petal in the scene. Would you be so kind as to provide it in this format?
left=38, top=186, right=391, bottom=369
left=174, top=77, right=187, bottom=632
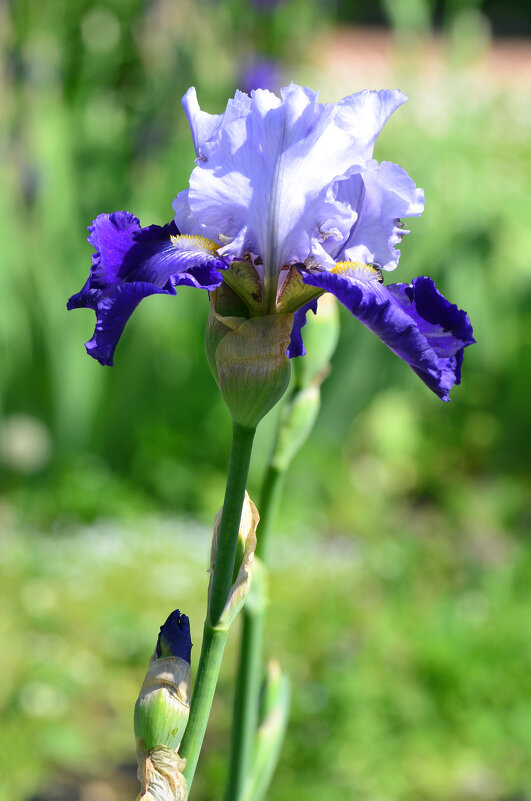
left=170, top=233, right=219, bottom=255
left=331, top=261, right=381, bottom=280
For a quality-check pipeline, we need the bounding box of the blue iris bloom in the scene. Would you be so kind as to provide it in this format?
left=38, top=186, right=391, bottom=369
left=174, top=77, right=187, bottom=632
left=68, top=84, right=474, bottom=400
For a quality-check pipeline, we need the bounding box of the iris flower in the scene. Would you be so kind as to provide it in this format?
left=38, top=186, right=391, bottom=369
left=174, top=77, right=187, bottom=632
left=68, top=84, right=474, bottom=400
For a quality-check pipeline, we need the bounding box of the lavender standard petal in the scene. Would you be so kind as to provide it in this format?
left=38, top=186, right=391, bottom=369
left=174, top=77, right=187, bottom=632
left=174, top=85, right=408, bottom=284
left=181, top=86, right=251, bottom=160
left=334, top=160, right=424, bottom=271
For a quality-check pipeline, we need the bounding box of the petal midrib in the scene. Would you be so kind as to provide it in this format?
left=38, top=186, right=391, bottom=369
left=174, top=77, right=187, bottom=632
left=262, top=106, right=289, bottom=311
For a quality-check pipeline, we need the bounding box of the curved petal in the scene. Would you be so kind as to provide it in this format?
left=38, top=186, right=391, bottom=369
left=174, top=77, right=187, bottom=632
left=286, top=298, right=318, bottom=358
left=70, top=280, right=171, bottom=366
left=175, top=85, right=408, bottom=282
left=68, top=211, right=227, bottom=365
left=301, top=265, right=474, bottom=400
left=334, top=160, right=424, bottom=270
left=182, top=86, right=251, bottom=160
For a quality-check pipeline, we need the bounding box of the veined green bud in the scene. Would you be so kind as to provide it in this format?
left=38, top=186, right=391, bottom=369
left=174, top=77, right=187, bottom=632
left=271, top=383, right=321, bottom=472
left=134, top=611, right=192, bottom=753
left=204, top=282, right=250, bottom=380
left=205, top=293, right=293, bottom=428
left=292, top=293, right=340, bottom=389
left=208, top=491, right=259, bottom=628
left=134, top=657, right=191, bottom=753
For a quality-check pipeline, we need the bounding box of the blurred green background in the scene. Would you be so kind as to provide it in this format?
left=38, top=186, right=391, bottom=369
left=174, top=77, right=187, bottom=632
left=1, top=0, right=530, bottom=799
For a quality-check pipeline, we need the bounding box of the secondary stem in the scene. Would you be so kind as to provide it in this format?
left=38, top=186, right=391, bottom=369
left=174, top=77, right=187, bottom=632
left=180, top=421, right=256, bottom=791
left=255, top=465, right=285, bottom=563
left=224, top=464, right=285, bottom=801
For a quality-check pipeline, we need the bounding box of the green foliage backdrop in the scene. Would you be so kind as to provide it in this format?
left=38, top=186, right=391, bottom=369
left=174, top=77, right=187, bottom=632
left=0, top=1, right=529, bottom=800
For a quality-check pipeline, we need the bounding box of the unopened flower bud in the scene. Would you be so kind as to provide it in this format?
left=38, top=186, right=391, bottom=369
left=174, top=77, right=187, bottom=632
left=271, top=383, right=321, bottom=472
left=205, top=292, right=293, bottom=428
left=156, top=609, right=193, bottom=663
left=204, top=282, right=250, bottom=380
left=134, top=610, right=192, bottom=753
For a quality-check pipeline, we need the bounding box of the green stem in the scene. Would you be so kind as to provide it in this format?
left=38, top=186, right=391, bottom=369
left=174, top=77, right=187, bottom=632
left=255, top=465, right=285, bottom=563
left=225, top=609, right=265, bottom=800
left=181, top=620, right=228, bottom=788
left=180, top=421, right=255, bottom=791
left=209, top=423, right=256, bottom=625
left=224, top=464, right=285, bottom=801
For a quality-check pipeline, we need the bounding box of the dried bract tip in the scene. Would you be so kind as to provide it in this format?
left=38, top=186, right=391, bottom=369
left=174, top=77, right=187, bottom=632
left=208, top=491, right=259, bottom=628
left=136, top=741, right=187, bottom=801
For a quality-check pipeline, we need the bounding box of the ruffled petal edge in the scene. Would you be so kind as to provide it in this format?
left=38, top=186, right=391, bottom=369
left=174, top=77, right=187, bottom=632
left=301, top=265, right=474, bottom=400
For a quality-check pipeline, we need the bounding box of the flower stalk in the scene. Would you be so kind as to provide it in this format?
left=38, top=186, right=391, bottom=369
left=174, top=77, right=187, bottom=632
left=225, top=296, right=340, bottom=801
left=179, top=424, right=257, bottom=791
left=207, top=423, right=256, bottom=625
left=180, top=620, right=229, bottom=790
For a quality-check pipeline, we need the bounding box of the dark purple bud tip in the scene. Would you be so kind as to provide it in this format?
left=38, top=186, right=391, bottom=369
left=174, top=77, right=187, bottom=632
left=156, top=609, right=192, bottom=663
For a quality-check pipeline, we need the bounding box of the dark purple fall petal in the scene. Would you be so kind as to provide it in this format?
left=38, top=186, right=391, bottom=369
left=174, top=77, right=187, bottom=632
left=71, top=280, right=173, bottom=367
left=67, top=211, right=227, bottom=365
left=287, top=298, right=318, bottom=358
left=301, top=269, right=475, bottom=401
